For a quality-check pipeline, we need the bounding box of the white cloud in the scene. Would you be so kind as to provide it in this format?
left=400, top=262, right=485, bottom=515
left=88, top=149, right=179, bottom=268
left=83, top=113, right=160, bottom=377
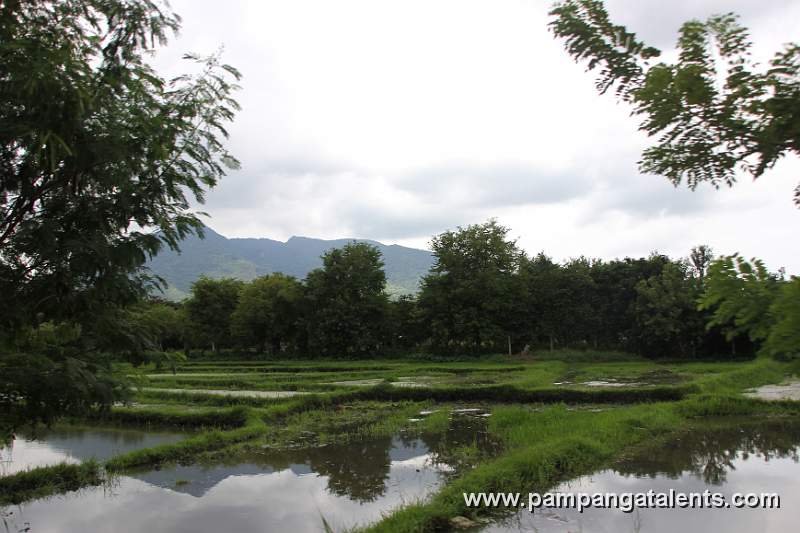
left=154, top=0, right=800, bottom=273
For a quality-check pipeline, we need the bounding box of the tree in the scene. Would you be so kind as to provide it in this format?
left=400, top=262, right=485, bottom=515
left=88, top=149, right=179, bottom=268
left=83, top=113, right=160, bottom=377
left=698, top=255, right=782, bottom=350
left=762, top=277, right=800, bottom=359
left=587, top=254, right=671, bottom=350
left=633, top=261, right=704, bottom=357
left=125, top=300, right=187, bottom=370
left=185, top=277, right=244, bottom=352
left=304, top=243, right=389, bottom=358
left=550, top=0, right=800, bottom=205
left=231, top=274, right=303, bottom=355
left=689, top=245, right=714, bottom=284
left=385, top=295, right=425, bottom=354
left=0, top=0, right=240, bottom=428
left=519, top=254, right=597, bottom=351
left=419, top=220, right=523, bottom=354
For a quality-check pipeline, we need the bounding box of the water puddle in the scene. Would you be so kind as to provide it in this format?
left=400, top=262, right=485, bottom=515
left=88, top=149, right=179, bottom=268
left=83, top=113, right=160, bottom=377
left=326, top=378, right=386, bottom=387
left=1, top=426, right=185, bottom=476
left=485, top=419, right=800, bottom=532
left=141, top=387, right=309, bottom=398
left=325, top=376, right=440, bottom=388
left=144, top=373, right=245, bottom=378
left=582, top=380, right=644, bottom=388
left=555, top=370, right=686, bottom=389
left=394, top=376, right=440, bottom=388
left=744, top=381, right=800, bottom=401
left=3, top=422, right=497, bottom=533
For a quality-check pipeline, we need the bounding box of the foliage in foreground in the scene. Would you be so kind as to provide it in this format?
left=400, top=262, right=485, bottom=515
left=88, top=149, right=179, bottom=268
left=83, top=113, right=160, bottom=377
left=0, top=0, right=240, bottom=430
left=550, top=0, right=800, bottom=206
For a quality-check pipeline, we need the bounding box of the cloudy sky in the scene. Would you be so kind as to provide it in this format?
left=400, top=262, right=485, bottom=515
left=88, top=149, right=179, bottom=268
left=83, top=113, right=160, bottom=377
left=155, top=0, right=799, bottom=273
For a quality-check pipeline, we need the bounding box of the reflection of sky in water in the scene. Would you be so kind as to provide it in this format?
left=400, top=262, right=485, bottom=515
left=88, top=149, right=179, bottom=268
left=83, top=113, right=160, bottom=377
left=3, top=436, right=456, bottom=533
left=0, top=427, right=185, bottom=476
left=487, top=423, right=800, bottom=533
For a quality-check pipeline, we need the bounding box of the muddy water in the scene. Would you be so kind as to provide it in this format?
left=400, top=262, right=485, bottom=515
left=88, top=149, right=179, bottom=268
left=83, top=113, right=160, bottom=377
left=0, top=426, right=185, bottom=476
left=486, top=419, right=800, bottom=533
left=2, top=414, right=497, bottom=533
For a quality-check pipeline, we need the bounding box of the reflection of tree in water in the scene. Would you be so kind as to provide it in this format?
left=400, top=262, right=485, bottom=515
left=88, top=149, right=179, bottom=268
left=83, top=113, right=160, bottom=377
left=421, top=414, right=501, bottom=475
left=616, top=421, right=800, bottom=485
left=306, top=437, right=394, bottom=503
left=201, top=414, right=500, bottom=504
left=242, top=437, right=395, bottom=503
left=300, top=415, right=500, bottom=502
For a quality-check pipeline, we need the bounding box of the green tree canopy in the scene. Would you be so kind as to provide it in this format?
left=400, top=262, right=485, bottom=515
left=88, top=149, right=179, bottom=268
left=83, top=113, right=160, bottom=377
left=185, top=277, right=244, bottom=352
left=550, top=0, right=800, bottom=205
left=520, top=254, right=597, bottom=351
left=698, top=255, right=782, bottom=344
left=634, top=261, right=704, bottom=357
left=231, top=273, right=303, bottom=355
left=762, top=277, right=800, bottom=359
left=304, top=242, right=389, bottom=358
left=419, top=219, right=523, bottom=353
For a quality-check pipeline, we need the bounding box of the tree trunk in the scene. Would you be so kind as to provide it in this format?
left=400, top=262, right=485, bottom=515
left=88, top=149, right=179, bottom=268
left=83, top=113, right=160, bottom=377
left=549, top=335, right=554, bottom=352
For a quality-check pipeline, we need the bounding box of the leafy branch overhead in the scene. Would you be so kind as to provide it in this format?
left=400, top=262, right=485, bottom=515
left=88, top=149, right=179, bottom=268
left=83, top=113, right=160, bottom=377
left=0, top=0, right=242, bottom=328
left=549, top=0, right=800, bottom=205
left=0, top=0, right=241, bottom=428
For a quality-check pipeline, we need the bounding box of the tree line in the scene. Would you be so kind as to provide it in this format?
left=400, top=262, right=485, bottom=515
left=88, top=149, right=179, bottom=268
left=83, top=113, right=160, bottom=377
left=129, top=220, right=799, bottom=361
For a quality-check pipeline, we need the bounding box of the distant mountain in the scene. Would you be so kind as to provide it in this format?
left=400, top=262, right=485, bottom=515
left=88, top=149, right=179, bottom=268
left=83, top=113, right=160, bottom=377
left=146, top=226, right=434, bottom=300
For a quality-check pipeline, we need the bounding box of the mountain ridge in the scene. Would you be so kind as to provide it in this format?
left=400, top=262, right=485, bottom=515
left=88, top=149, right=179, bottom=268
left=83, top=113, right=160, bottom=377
left=146, top=226, right=434, bottom=300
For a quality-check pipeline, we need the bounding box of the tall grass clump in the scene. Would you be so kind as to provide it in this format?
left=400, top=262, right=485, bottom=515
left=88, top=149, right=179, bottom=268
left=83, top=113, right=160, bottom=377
left=0, top=461, right=102, bottom=505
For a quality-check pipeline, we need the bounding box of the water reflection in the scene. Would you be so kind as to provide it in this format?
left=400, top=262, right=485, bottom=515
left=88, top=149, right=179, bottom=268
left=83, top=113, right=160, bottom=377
left=131, top=435, right=434, bottom=502
left=1, top=426, right=185, bottom=476
left=487, top=419, right=800, bottom=533
left=2, top=414, right=497, bottom=533
left=615, top=419, right=800, bottom=485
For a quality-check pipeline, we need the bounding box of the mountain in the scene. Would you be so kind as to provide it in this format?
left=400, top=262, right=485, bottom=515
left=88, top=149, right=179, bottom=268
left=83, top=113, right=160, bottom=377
left=146, top=226, right=434, bottom=300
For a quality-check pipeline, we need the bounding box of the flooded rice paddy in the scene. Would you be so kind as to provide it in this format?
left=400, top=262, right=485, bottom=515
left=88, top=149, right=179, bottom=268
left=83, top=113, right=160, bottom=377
left=2, top=409, right=498, bottom=533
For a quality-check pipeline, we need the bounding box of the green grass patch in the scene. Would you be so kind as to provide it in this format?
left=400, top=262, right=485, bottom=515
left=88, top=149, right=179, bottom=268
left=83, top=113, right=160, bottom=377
left=0, top=461, right=103, bottom=505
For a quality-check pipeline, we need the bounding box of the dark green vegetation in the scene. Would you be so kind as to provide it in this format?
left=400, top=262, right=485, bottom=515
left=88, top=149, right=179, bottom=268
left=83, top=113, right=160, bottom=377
left=0, top=0, right=240, bottom=429
left=146, top=226, right=434, bottom=299
left=135, top=220, right=798, bottom=363
left=550, top=0, right=800, bottom=205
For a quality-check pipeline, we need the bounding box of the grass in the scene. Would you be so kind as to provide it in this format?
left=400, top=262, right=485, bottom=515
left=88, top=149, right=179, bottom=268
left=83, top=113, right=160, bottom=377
left=0, top=461, right=103, bottom=505
left=357, top=403, right=683, bottom=532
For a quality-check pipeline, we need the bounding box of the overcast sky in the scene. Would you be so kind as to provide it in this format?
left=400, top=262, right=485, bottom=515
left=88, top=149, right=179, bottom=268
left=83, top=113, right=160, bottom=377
left=155, top=0, right=800, bottom=273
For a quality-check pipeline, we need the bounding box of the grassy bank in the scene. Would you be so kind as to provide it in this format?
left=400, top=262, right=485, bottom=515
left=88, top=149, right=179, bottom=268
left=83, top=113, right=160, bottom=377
left=0, top=461, right=103, bottom=505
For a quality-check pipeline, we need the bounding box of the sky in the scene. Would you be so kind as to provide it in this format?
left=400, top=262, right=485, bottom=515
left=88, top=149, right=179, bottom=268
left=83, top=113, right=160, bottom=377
left=154, top=0, right=800, bottom=273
